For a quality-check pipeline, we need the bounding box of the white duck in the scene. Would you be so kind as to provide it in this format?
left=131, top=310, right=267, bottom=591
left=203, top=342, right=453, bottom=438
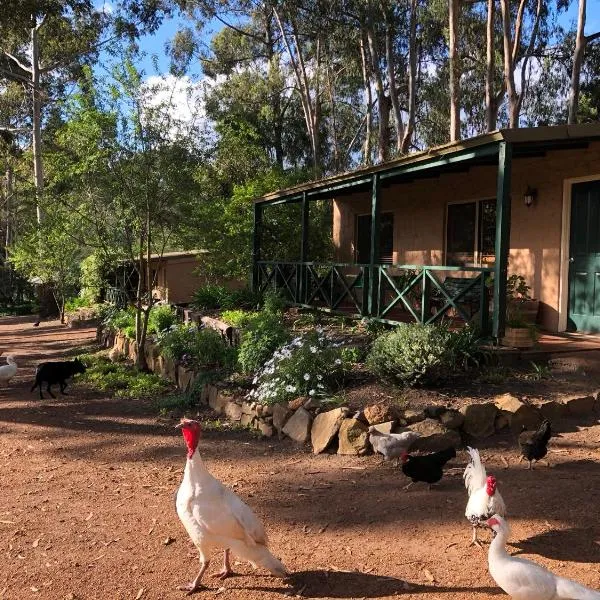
left=0, top=355, right=17, bottom=385
left=487, top=515, right=600, bottom=600
left=464, top=447, right=506, bottom=547
left=175, top=418, right=287, bottom=594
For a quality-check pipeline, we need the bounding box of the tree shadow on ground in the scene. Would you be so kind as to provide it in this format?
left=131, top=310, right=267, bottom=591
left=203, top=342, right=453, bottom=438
left=240, top=570, right=502, bottom=598
left=511, top=527, right=600, bottom=563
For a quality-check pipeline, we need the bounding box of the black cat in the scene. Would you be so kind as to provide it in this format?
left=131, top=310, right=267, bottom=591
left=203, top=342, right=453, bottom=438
left=31, top=358, right=86, bottom=399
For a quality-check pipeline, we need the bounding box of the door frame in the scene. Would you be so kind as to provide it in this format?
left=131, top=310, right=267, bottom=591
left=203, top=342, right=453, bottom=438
left=559, top=174, right=600, bottom=331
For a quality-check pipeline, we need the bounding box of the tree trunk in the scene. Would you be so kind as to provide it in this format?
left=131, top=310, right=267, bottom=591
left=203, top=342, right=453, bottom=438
left=4, top=164, right=13, bottom=256
left=401, top=0, right=418, bottom=154
left=384, top=19, right=404, bottom=154
left=500, top=0, right=519, bottom=128
left=568, top=0, right=587, bottom=124
left=31, top=19, right=44, bottom=224
left=359, top=34, right=373, bottom=165
left=449, top=0, right=460, bottom=141
left=485, top=0, right=497, bottom=131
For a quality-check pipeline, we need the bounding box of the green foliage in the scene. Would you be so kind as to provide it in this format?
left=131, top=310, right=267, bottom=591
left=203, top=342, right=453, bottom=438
left=80, top=355, right=170, bottom=399
left=366, top=323, right=483, bottom=387
left=220, top=309, right=256, bottom=328
left=65, top=297, right=92, bottom=312
left=248, top=330, right=352, bottom=405
left=0, top=302, right=37, bottom=316
left=528, top=361, right=553, bottom=381
left=506, top=275, right=532, bottom=300
left=261, top=289, right=286, bottom=314
left=147, top=305, right=178, bottom=335
left=103, top=307, right=136, bottom=338
left=237, top=312, right=290, bottom=374
left=79, top=254, right=106, bottom=304
left=190, top=284, right=230, bottom=310
left=158, top=325, right=236, bottom=370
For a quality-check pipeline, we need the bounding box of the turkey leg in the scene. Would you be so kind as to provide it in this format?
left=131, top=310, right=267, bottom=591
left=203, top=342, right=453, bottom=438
left=211, top=549, right=233, bottom=579
left=178, top=558, right=209, bottom=595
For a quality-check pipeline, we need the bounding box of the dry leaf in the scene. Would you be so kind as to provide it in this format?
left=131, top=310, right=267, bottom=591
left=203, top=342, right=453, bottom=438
left=501, top=456, right=509, bottom=468
left=32, top=537, right=42, bottom=548
left=423, top=568, right=435, bottom=582
left=30, top=587, right=39, bottom=593
left=135, top=589, right=145, bottom=599
left=0, top=520, right=15, bottom=525
left=84, top=513, right=93, bottom=521
left=344, top=546, right=352, bottom=555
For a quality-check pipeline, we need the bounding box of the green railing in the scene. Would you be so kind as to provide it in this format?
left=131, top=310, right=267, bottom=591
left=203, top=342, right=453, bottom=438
left=256, top=261, right=493, bottom=333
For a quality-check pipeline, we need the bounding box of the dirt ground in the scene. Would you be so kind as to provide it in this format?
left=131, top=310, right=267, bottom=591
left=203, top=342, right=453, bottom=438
left=1, top=316, right=600, bottom=600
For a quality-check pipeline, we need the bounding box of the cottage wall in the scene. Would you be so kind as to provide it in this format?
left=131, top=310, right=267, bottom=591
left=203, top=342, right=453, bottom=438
left=333, top=142, right=600, bottom=331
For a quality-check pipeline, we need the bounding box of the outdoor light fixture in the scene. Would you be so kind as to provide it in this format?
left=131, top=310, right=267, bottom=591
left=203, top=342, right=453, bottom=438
left=524, top=185, right=537, bottom=207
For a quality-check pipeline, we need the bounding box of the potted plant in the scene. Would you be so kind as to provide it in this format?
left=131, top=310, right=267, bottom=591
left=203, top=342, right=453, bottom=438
left=502, top=275, right=539, bottom=349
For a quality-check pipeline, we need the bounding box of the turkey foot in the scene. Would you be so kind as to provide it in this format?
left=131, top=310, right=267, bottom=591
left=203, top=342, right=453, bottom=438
left=178, top=560, right=208, bottom=595
left=211, top=550, right=233, bottom=579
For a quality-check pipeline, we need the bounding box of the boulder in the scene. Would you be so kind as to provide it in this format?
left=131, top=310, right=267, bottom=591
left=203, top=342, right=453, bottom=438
left=537, top=400, right=567, bottom=422
left=262, top=404, right=274, bottom=417
left=205, top=384, right=218, bottom=407
left=460, top=403, right=498, bottom=439
left=224, top=401, right=243, bottom=422
left=337, top=418, right=369, bottom=455
left=272, top=403, right=293, bottom=432
left=282, top=407, right=312, bottom=444
left=240, top=413, right=255, bottom=428
left=209, top=391, right=230, bottom=415
left=128, top=341, right=139, bottom=362
left=363, top=403, right=398, bottom=425
left=177, top=366, right=194, bottom=393
left=561, top=394, right=596, bottom=416
left=311, top=407, right=348, bottom=454
left=241, top=401, right=256, bottom=415
left=108, top=348, right=121, bottom=362
left=370, top=420, right=396, bottom=434
left=494, top=413, right=509, bottom=432
left=408, top=419, right=461, bottom=451
left=403, top=408, right=426, bottom=424
left=256, top=420, right=274, bottom=437
left=288, top=397, right=308, bottom=411
left=439, top=409, right=464, bottom=430
left=494, top=393, right=542, bottom=434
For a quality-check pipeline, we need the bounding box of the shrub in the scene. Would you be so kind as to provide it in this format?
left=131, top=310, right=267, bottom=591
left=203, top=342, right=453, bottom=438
left=65, top=297, right=91, bottom=312
left=159, top=325, right=236, bottom=370
left=220, top=309, right=257, bottom=328
left=237, top=311, right=290, bottom=374
left=147, top=305, right=178, bottom=335
left=366, top=323, right=482, bottom=387
left=248, top=330, right=352, bottom=405
left=190, top=284, right=230, bottom=310
left=103, top=307, right=136, bottom=338
left=226, top=287, right=261, bottom=309
left=262, top=289, right=286, bottom=314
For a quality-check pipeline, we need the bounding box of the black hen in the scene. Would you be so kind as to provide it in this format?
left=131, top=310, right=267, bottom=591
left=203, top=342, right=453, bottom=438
left=518, top=419, right=552, bottom=469
left=401, top=446, right=457, bottom=489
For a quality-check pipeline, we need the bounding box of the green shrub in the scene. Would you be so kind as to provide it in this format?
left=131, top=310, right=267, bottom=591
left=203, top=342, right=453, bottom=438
left=159, top=324, right=236, bottom=370
left=65, top=297, right=91, bottom=312
left=147, top=305, right=178, bottom=335
left=262, top=289, right=286, bottom=314
left=226, top=287, right=261, bottom=309
left=237, top=311, right=290, bottom=374
left=366, top=323, right=482, bottom=387
left=220, top=309, right=257, bottom=328
left=103, top=307, right=136, bottom=333
left=248, top=330, right=352, bottom=405
left=191, top=284, right=230, bottom=310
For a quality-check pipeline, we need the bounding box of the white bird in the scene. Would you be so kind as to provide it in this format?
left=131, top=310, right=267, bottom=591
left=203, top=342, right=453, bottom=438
left=0, top=355, right=17, bottom=385
left=368, top=427, right=421, bottom=464
left=487, top=515, right=600, bottom=600
left=175, top=418, right=287, bottom=594
left=464, top=446, right=506, bottom=547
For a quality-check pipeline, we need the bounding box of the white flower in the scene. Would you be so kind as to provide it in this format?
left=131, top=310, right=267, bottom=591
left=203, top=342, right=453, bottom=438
left=310, top=346, right=317, bottom=353
left=303, top=373, right=311, bottom=381
left=285, top=385, right=296, bottom=393
left=317, top=374, right=323, bottom=381
left=334, top=358, right=342, bottom=365
left=309, top=389, right=315, bottom=396
left=252, top=376, right=258, bottom=385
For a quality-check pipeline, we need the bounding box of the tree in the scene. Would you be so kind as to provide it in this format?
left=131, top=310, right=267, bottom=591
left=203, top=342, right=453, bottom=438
left=448, top=0, right=460, bottom=141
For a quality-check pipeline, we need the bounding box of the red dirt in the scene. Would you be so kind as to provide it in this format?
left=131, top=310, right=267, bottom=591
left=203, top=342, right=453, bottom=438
left=1, top=316, right=600, bottom=600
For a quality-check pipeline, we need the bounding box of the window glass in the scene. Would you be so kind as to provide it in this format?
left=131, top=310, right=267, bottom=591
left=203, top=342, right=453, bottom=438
left=447, top=202, right=476, bottom=265
left=355, top=212, right=394, bottom=264
left=479, top=199, right=496, bottom=265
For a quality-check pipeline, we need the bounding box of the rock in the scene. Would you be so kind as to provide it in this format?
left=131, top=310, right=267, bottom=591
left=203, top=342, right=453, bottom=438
left=240, top=413, right=255, bottom=427
left=460, top=403, right=498, bottom=439
left=209, top=391, right=230, bottom=415
left=403, top=408, right=426, bottom=424
left=494, top=413, right=510, bottom=432
left=424, top=405, right=446, bottom=419
left=363, top=403, right=398, bottom=425
left=177, top=366, right=194, bottom=393
left=128, top=341, right=139, bottom=362
left=205, top=384, right=218, bottom=407
left=108, top=348, right=121, bottom=362
left=282, top=407, right=312, bottom=444
left=337, top=418, right=369, bottom=455
left=256, top=420, right=274, bottom=437
left=241, top=401, right=255, bottom=415
left=439, top=409, right=464, bottom=430
left=272, top=403, right=293, bottom=432
left=408, top=419, right=461, bottom=451
left=262, top=404, right=274, bottom=417
left=311, top=407, right=347, bottom=454
left=303, top=398, right=321, bottom=411
left=561, top=394, right=596, bottom=416
left=369, top=420, right=396, bottom=434
left=494, top=393, right=542, bottom=434
left=537, top=400, right=567, bottom=422
left=288, top=397, right=308, bottom=411
left=224, top=401, right=243, bottom=421
left=122, top=337, right=130, bottom=357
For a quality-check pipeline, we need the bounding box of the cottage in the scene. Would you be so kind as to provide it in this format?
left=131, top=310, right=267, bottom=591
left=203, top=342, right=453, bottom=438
left=252, top=124, right=600, bottom=337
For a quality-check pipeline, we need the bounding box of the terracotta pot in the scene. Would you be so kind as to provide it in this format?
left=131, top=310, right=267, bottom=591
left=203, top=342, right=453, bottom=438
left=501, top=326, right=535, bottom=349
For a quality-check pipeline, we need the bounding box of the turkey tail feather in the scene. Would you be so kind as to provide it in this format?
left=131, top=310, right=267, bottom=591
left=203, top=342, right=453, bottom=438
left=230, top=541, right=288, bottom=578
left=555, top=575, right=600, bottom=599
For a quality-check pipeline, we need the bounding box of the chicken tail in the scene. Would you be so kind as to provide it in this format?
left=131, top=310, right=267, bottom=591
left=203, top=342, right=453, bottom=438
left=231, top=541, right=288, bottom=578
left=555, top=575, right=600, bottom=599
left=463, top=446, right=487, bottom=497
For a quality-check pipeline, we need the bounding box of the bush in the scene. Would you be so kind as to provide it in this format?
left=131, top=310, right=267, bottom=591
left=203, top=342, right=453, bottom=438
left=103, top=307, right=136, bottom=338
left=65, top=297, right=91, bottom=312
left=147, top=305, right=178, bottom=335
left=248, top=330, right=352, bottom=405
left=237, top=311, right=290, bottom=374
left=366, top=323, right=482, bottom=387
left=190, top=284, right=230, bottom=310
left=159, top=324, right=236, bottom=370
left=262, top=289, right=286, bottom=314
left=226, top=287, right=261, bottom=310
left=221, top=309, right=257, bottom=328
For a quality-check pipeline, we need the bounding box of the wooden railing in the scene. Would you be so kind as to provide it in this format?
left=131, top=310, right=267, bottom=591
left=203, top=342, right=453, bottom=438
left=256, top=261, right=493, bottom=333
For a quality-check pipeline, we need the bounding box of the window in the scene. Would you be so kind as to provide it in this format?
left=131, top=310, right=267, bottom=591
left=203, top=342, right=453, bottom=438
left=446, top=199, right=496, bottom=266
left=355, top=212, right=394, bottom=264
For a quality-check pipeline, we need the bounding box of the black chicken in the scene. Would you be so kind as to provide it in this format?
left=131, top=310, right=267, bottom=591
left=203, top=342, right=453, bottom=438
left=518, top=419, right=552, bottom=469
left=400, top=446, right=457, bottom=489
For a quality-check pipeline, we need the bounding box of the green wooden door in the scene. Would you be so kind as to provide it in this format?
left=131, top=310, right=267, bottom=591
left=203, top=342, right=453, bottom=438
left=568, top=181, right=600, bottom=332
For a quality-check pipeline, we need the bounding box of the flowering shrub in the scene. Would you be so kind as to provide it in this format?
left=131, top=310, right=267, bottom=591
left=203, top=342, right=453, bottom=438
left=248, top=330, right=351, bottom=405
left=237, top=312, right=290, bottom=374
left=158, top=324, right=236, bottom=371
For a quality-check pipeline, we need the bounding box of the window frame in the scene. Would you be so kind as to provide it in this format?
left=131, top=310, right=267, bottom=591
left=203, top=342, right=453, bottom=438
left=445, top=197, right=496, bottom=267
left=354, top=211, right=395, bottom=264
